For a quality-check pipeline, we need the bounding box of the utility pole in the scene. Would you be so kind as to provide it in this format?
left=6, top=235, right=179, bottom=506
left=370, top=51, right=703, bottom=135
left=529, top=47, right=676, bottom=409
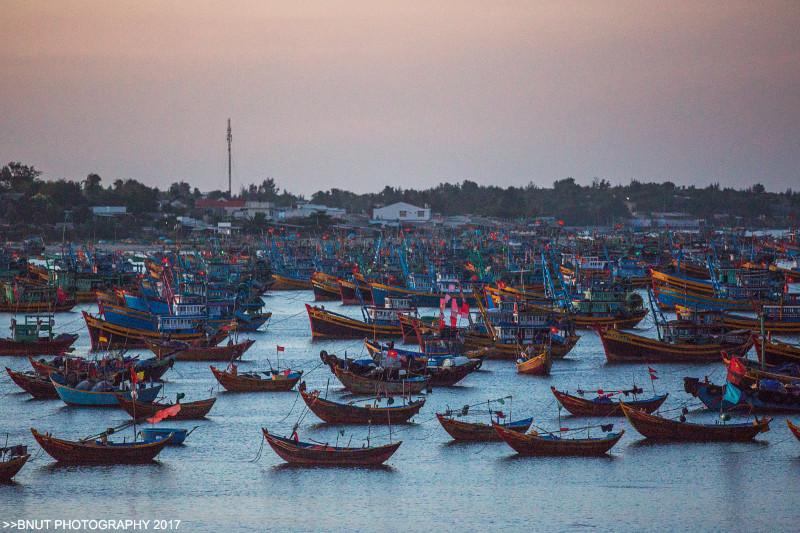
left=227, top=118, right=233, bottom=198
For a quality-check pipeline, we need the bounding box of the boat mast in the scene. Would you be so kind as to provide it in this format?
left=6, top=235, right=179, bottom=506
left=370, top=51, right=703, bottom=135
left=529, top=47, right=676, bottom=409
left=227, top=118, right=233, bottom=198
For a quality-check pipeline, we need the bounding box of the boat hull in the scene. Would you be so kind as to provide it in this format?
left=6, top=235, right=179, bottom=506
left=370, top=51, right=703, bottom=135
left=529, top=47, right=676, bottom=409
left=31, top=429, right=170, bottom=464
left=262, top=429, right=400, bottom=466
left=621, top=403, right=770, bottom=441
left=597, top=328, right=752, bottom=364
left=494, top=424, right=624, bottom=456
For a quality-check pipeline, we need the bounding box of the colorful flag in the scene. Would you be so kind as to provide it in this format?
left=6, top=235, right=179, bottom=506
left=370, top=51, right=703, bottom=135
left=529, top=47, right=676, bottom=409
left=723, top=382, right=742, bottom=405
left=726, top=355, right=746, bottom=385
left=648, top=367, right=658, bottom=380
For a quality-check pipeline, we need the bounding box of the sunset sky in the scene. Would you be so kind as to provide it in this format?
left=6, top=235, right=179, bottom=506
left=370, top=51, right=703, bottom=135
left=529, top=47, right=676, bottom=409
left=1, top=1, right=798, bottom=195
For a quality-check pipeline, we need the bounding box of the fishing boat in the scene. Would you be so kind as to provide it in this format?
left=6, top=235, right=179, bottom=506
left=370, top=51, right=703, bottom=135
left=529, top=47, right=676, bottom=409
left=0, top=445, right=29, bottom=482
left=305, top=297, right=416, bottom=339
left=83, top=311, right=210, bottom=350
left=50, top=373, right=162, bottom=407
left=262, top=428, right=401, bottom=466
left=684, top=376, right=800, bottom=413
left=299, top=382, right=425, bottom=424
left=144, top=338, right=255, bottom=362
left=721, top=300, right=800, bottom=334
left=31, top=428, right=171, bottom=464
left=493, top=424, right=624, bottom=456
left=550, top=386, right=668, bottom=416
left=436, top=414, right=533, bottom=442
left=142, top=330, right=228, bottom=358
left=596, top=301, right=752, bottom=363
left=752, top=336, right=800, bottom=366
left=788, top=419, right=800, bottom=442
left=515, top=349, right=551, bottom=375
left=0, top=283, right=76, bottom=313
left=270, top=273, right=313, bottom=291
left=116, top=396, right=217, bottom=420
left=0, top=315, right=78, bottom=356
left=210, top=364, right=302, bottom=392
left=620, top=402, right=771, bottom=441
left=320, top=351, right=430, bottom=395
left=311, top=271, right=342, bottom=301
left=363, top=340, right=482, bottom=387
left=6, top=367, right=58, bottom=399
left=139, top=427, right=194, bottom=446
left=338, top=275, right=373, bottom=305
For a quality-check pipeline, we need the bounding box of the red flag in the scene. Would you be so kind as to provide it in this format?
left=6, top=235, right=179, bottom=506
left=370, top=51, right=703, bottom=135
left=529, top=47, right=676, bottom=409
left=146, top=403, right=182, bottom=424
left=726, top=355, right=746, bottom=385
left=276, top=345, right=285, bottom=352
left=648, top=367, right=658, bottom=381
left=130, top=366, right=138, bottom=385
left=460, top=301, right=470, bottom=317
left=450, top=314, right=457, bottom=328
left=495, top=411, right=506, bottom=418
left=387, top=349, right=398, bottom=359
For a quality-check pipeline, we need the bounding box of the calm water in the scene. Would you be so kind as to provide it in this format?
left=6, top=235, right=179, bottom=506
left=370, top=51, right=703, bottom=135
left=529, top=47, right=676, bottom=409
left=1, top=292, right=798, bottom=532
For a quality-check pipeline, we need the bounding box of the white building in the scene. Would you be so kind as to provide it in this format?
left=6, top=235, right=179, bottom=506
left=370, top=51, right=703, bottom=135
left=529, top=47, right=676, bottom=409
left=371, top=202, right=431, bottom=224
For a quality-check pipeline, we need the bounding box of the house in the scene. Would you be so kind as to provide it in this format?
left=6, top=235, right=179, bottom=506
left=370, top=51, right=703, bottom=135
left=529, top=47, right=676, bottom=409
left=371, top=202, right=431, bottom=224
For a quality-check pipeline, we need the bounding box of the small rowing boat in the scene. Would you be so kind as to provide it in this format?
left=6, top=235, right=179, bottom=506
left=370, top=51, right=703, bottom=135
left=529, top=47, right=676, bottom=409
left=299, top=382, right=424, bottom=424
left=210, top=364, right=302, bottom=392
left=0, top=445, right=29, bottom=482
left=550, top=386, right=668, bottom=416
left=262, top=428, right=401, bottom=466
left=116, top=396, right=217, bottom=420
left=620, top=402, right=771, bottom=441
left=31, top=428, right=171, bottom=464
left=493, top=424, right=624, bottom=456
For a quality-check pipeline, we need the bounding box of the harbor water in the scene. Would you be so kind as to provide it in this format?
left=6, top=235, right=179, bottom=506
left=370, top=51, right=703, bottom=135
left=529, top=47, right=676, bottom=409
left=0, top=291, right=798, bottom=532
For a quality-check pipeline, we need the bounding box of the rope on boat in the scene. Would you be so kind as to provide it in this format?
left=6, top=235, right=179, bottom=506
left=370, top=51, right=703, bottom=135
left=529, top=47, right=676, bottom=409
left=248, top=433, right=266, bottom=463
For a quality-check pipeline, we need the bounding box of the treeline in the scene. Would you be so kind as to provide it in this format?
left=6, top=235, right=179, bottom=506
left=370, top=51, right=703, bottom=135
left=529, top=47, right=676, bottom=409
left=311, top=178, right=799, bottom=225
left=1, top=161, right=798, bottom=239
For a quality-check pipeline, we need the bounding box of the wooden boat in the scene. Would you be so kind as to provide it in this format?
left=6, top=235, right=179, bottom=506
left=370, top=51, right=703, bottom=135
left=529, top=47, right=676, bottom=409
left=116, top=396, right=217, bottom=420
left=684, top=376, right=800, bottom=414
left=722, top=313, right=800, bottom=335
left=142, top=329, right=228, bottom=358
left=752, top=336, right=800, bottom=366
left=6, top=367, right=58, bottom=399
left=363, top=340, right=482, bottom=387
left=31, top=428, right=171, bottom=464
left=270, top=273, right=313, bottom=291
left=788, top=419, right=800, bottom=441
left=620, top=402, right=771, bottom=441
left=210, top=365, right=302, bottom=392
left=311, top=272, right=342, bottom=301
left=29, top=353, right=174, bottom=382
left=550, top=386, right=668, bottom=416
left=51, top=374, right=162, bottom=407
left=597, top=327, right=752, bottom=364
left=0, top=446, right=29, bottom=482
left=516, top=349, right=551, bottom=375
left=305, top=303, right=404, bottom=339
left=330, top=364, right=429, bottom=395
left=0, top=315, right=78, bottom=356
left=83, top=311, right=209, bottom=350
left=145, top=338, right=255, bottom=362
left=436, top=414, right=533, bottom=442
left=262, top=428, right=401, bottom=466
left=338, top=276, right=373, bottom=305
left=299, top=382, right=424, bottom=424
left=493, top=424, right=624, bottom=456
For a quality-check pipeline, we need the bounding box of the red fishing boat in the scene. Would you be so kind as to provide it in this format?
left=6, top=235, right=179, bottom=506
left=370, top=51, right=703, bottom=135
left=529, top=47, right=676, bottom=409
left=620, top=403, right=771, bottom=441
left=299, top=382, right=424, bottom=424
left=31, top=428, right=172, bottom=464
left=493, top=424, right=624, bottom=456
left=262, top=428, right=401, bottom=466
left=6, top=367, right=58, bottom=399
left=550, top=386, right=668, bottom=416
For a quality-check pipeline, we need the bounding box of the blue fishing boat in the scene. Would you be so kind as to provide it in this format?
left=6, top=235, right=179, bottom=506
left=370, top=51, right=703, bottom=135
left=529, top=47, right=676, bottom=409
left=51, top=373, right=162, bottom=407
left=684, top=376, right=800, bottom=413
left=139, top=427, right=194, bottom=446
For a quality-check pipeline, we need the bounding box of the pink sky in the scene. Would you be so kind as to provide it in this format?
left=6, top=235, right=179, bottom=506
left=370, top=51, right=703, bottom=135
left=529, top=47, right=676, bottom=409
left=1, top=1, right=799, bottom=194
